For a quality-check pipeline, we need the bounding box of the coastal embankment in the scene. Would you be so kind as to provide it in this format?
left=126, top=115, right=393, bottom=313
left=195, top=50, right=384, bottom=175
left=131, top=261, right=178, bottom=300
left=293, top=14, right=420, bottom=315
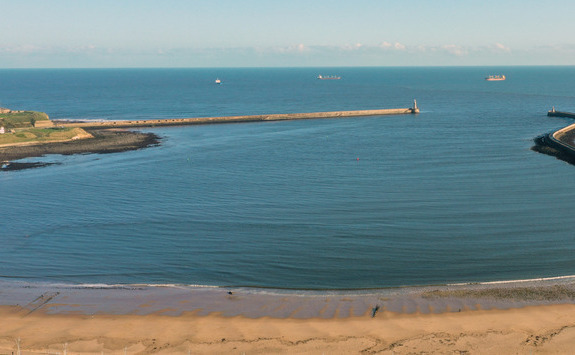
left=533, top=108, right=575, bottom=163
left=537, top=123, right=575, bottom=154
left=55, top=106, right=419, bottom=129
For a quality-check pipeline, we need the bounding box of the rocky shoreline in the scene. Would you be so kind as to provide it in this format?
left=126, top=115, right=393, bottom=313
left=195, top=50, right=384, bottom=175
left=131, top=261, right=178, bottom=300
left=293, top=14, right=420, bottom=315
left=0, top=129, right=160, bottom=163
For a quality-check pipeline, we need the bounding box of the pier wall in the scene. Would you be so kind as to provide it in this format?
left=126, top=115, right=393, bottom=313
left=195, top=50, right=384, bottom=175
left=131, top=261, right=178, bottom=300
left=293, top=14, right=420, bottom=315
left=552, top=123, right=575, bottom=141
left=551, top=123, right=575, bottom=151
left=536, top=123, right=575, bottom=160
left=535, top=109, right=575, bottom=161
left=548, top=110, right=575, bottom=119
left=56, top=107, right=418, bottom=129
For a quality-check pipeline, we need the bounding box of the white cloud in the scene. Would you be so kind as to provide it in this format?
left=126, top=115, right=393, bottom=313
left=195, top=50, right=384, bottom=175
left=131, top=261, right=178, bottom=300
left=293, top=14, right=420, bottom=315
left=394, top=42, right=406, bottom=50
left=441, top=44, right=468, bottom=56
left=9, top=40, right=573, bottom=68
left=493, top=43, right=511, bottom=53
left=415, top=45, right=428, bottom=53
left=0, top=44, right=103, bottom=55
left=273, top=43, right=309, bottom=53
left=65, top=44, right=98, bottom=54
left=339, top=43, right=364, bottom=51
left=1, top=45, right=43, bottom=54
left=379, top=41, right=392, bottom=49
left=377, top=41, right=406, bottom=51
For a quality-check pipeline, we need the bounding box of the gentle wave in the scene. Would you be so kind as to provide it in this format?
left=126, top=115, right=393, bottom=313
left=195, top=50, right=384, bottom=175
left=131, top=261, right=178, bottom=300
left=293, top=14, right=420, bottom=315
left=0, top=281, right=222, bottom=290
left=4, top=275, right=575, bottom=298
left=450, top=274, right=575, bottom=286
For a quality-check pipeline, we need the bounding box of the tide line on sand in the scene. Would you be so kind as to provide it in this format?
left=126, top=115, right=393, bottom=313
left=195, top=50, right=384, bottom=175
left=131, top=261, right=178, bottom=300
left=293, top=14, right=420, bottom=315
left=1, top=286, right=575, bottom=354
left=2, top=277, right=575, bottom=318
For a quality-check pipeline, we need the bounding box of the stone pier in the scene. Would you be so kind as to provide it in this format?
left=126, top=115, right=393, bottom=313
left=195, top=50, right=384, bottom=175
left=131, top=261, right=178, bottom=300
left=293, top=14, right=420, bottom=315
left=55, top=105, right=420, bottom=129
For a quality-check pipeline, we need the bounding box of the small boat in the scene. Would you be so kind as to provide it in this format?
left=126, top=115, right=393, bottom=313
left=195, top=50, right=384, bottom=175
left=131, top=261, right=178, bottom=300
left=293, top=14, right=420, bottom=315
left=317, top=75, right=341, bottom=80
left=485, top=75, right=505, bottom=81
left=215, top=78, right=221, bottom=84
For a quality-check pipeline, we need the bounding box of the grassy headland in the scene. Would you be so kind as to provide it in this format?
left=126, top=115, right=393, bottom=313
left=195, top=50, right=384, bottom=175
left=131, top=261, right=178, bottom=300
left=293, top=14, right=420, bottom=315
left=0, top=127, right=92, bottom=146
left=0, top=109, right=160, bottom=164
left=0, top=110, right=50, bottom=129
left=0, top=109, right=92, bottom=147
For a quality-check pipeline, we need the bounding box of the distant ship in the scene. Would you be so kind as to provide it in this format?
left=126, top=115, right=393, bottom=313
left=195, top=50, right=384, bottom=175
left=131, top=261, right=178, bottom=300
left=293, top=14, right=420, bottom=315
left=485, top=75, right=505, bottom=81
left=317, top=75, right=341, bottom=80
left=215, top=78, right=221, bottom=84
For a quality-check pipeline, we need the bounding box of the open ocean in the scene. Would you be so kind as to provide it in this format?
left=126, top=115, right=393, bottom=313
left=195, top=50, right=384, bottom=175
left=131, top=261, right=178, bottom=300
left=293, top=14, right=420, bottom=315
left=1, top=67, right=575, bottom=291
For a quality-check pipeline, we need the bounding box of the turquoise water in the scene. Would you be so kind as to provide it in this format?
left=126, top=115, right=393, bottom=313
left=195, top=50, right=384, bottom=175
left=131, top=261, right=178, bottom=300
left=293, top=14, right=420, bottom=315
left=1, top=67, right=575, bottom=290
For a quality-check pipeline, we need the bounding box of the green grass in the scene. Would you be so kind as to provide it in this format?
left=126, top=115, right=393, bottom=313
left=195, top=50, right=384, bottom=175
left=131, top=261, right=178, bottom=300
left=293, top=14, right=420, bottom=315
left=0, top=127, right=88, bottom=145
left=0, top=111, right=49, bottom=129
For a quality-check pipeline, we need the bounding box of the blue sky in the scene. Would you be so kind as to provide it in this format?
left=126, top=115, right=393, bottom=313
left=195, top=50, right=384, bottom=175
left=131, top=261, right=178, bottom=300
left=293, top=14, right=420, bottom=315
left=2, top=0, right=575, bottom=68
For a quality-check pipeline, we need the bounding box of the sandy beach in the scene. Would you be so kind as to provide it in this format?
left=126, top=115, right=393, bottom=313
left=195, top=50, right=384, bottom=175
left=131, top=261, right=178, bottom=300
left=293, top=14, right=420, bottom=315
left=1, top=281, right=575, bottom=354
left=2, top=304, right=575, bottom=354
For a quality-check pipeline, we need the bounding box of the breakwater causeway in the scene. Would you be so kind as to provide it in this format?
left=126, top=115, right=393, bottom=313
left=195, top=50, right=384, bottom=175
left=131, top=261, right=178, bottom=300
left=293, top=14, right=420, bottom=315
left=537, top=122, right=575, bottom=155
left=548, top=107, right=575, bottom=119
left=534, top=108, right=575, bottom=162
left=55, top=104, right=420, bottom=129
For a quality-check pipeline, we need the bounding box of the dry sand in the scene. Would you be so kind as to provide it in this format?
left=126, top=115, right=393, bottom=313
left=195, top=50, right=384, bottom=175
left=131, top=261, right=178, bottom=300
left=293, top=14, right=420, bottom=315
left=1, top=304, right=575, bottom=354
left=1, top=281, right=575, bottom=354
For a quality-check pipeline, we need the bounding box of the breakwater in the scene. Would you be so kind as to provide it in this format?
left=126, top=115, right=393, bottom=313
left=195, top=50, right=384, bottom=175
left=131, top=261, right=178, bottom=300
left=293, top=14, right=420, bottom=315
left=547, top=108, right=575, bottom=119
left=545, top=123, right=575, bottom=153
left=535, top=125, right=575, bottom=163
left=55, top=106, right=419, bottom=129
left=535, top=109, right=575, bottom=162
left=545, top=107, right=575, bottom=154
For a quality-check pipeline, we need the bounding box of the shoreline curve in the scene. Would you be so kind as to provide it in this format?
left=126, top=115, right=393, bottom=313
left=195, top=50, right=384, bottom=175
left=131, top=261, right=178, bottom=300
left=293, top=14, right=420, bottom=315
left=0, top=128, right=160, bottom=162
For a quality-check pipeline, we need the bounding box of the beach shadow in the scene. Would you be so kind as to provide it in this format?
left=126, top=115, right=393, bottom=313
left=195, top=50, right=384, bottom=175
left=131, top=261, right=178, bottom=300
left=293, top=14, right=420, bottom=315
left=1, top=162, right=60, bottom=171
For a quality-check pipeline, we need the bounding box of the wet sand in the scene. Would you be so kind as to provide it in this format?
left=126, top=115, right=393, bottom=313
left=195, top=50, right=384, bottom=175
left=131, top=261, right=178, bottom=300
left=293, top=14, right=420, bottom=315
left=0, top=129, right=160, bottom=162
left=1, top=279, right=575, bottom=353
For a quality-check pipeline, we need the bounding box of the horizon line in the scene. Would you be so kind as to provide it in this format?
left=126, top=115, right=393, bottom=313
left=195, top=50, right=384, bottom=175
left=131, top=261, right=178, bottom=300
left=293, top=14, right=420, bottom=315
left=1, top=64, right=575, bottom=70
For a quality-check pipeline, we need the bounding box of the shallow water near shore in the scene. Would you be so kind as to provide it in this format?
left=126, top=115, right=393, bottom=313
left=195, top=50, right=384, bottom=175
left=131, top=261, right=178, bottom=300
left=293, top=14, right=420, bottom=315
left=1, top=67, right=575, bottom=291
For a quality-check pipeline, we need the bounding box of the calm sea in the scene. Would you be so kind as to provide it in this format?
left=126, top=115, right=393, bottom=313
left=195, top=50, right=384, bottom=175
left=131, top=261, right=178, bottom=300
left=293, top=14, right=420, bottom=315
left=1, top=67, right=575, bottom=290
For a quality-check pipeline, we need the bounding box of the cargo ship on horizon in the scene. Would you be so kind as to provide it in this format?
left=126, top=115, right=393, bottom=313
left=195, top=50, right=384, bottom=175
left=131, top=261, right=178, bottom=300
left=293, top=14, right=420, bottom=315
left=485, top=75, right=506, bottom=81
left=317, top=75, right=341, bottom=80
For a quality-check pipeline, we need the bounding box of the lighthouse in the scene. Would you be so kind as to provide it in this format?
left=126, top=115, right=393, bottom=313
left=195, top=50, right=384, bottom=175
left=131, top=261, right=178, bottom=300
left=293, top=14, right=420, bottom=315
left=412, top=99, right=420, bottom=113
